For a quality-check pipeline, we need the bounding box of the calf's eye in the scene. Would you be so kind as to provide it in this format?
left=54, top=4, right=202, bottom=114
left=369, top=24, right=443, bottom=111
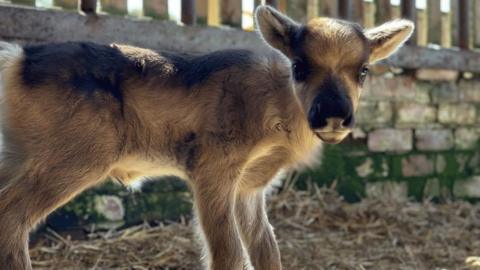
left=292, top=60, right=308, bottom=82
left=359, top=65, right=369, bottom=83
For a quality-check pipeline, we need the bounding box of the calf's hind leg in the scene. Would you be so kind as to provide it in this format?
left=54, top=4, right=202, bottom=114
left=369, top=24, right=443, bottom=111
left=0, top=157, right=112, bottom=270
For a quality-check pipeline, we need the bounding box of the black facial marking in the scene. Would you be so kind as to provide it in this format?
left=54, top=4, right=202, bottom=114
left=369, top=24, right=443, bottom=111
left=22, top=42, right=136, bottom=106
left=308, top=76, right=353, bottom=129
left=164, top=49, right=254, bottom=87
left=289, top=26, right=311, bottom=82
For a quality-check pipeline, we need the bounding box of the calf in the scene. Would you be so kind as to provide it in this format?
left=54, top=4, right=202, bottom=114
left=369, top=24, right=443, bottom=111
left=0, top=6, right=413, bottom=270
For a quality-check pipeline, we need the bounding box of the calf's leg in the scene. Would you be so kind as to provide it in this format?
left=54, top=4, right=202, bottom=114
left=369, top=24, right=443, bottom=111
left=236, top=190, right=282, bottom=270
left=0, top=158, right=111, bottom=270
left=192, top=167, right=248, bottom=270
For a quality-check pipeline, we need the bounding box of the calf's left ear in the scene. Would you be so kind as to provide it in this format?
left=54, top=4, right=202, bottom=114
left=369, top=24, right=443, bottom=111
left=364, top=20, right=415, bottom=63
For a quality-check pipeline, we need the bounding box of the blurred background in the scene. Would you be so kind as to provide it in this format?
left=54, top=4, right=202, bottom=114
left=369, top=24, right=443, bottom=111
left=0, top=0, right=479, bottom=269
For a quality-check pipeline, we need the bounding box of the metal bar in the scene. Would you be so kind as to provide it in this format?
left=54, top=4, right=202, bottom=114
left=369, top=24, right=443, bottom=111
left=182, top=0, right=196, bottom=25
left=401, top=0, right=416, bottom=44
left=80, top=0, right=96, bottom=13
left=338, top=0, right=353, bottom=20
left=459, top=0, right=471, bottom=49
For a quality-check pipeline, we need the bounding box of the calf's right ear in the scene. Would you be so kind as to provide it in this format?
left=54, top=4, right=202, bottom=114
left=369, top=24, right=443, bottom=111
left=255, top=5, right=300, bottom=58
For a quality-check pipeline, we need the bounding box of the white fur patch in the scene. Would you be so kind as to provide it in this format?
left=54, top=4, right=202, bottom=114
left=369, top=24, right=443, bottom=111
left=0, top=42, right=23, bottom=71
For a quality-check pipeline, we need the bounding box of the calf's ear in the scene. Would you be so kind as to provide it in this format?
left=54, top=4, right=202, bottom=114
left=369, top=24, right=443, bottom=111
left=364, top=20, right=415, bottom=63
left=255, top=5, right=300, bottom=58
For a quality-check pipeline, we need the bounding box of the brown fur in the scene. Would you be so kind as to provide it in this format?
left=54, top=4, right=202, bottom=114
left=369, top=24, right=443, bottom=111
left=0, top=6, right=413, bottom=270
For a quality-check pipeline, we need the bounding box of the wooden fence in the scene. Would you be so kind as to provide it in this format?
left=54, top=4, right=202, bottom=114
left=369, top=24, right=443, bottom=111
left=2, top=0, right=480, bottom=72
left=3, top=0, right=480, bottom=50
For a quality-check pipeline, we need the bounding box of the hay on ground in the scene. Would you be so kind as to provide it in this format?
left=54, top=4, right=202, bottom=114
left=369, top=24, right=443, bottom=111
left=30, top=183, right=480, bottom=270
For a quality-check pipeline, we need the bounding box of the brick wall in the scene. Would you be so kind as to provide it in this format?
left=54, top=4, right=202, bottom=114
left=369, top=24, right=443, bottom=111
left=297, top=74, right=480, bottom=202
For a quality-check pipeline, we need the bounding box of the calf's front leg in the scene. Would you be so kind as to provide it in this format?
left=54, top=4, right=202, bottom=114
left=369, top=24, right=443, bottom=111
left=236, top=190, right=282, bottom=270
left=192, top=169, right=248, bottom=270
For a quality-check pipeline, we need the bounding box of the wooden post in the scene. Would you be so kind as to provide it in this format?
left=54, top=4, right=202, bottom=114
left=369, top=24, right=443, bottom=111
left=441, top=0, right=452, bottom=48
left=278, top=0, right=287, bottom=13
left=428, top=0, right=441, bottom=45
left=475, top=0, right=480, bottom=47
left=207, top=0, right=220, bottom=26
left=81, top=0, right=97, bottom=13
left=144, top=0, right=169, bottom=20
left=319, top=0, right=337, bottom=18
left=363, top=0, right=376, bottom=28
left=287, top=0, right=307, bottom=22
left=100, top=0, right=127, bottom=15
left=338, top=0, right=353, bottom=20
left=391, top=0, right=401, bottom=18
left=458, top=0, right=471, bottom=49
left=375, top=0, right=392, bottom=23
left=416, top=0, right=428, bottom=46
left=195, top=0, right=207, bottom=24
left=266, top=0, right=278, bottom=8
left=307, top=0, right=319, bottom=20
left=221, top=0, right=241, bottom=27
left=401, top=0, right=417, bottom=44
left=352, top=0, right=364, bottom=23
left=182, top=0, right=196, bottom=25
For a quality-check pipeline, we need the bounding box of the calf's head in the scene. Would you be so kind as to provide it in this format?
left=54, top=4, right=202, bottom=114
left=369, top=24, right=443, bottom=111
left=255, top=6, right=414, bottom=144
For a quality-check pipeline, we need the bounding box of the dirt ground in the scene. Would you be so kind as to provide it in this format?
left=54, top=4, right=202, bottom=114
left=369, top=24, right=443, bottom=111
left=30, top=182, right=480, bottom=270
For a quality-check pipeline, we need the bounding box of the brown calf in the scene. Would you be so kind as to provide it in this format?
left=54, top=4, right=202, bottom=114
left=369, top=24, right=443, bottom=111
left=0, top=6, right=413, bottom=270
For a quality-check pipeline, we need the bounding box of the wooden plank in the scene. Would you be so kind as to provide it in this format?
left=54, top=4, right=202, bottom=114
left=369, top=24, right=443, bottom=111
left=54, top=0, right=78, bottom=10
left=338, top=0, right=353, bottom=20
left=144, top=0, right=168, bottom=20
left=278, top=0, right=287, bottom=13
left=458, top=0, right=471, bottom=49
left=100, top=0, right=126, bottom=15
left=375, top=0, right=392, bottom=23
left=2, top=4, right=480, bottom=72
left=363, top=0, right=375, bottom=28
left=428, top=0, right=441, bottom=45
left=80, top=0, right=96, bottom=13
left=450, top=0, right=459, bottom=46
left=319, top=0, right=337, bottom=17
left=207, top=0, right=220, bottom=26
left=181, top=0, right=196, bottom=25
left=10, top=0, right=34, bottom=6
left=441, top=1, right=452, bottom=48
left=401, top=0, right=417, bottom=45
left=352, top=0, right=363, bottom=23
left=266, top=0, right=278, bottom=8
left=287, top=0, right=307, bottom=22
left=416, top=2, right=428, bottom=46
left=306, top=0, right=319, bottom=20
left=383, top=45, right=480, bottom=72
left=475, top=0, right=480, bottom=47
left=196, top=0, right=207, bottom=24
left=221, top=0, right=241, bottom=27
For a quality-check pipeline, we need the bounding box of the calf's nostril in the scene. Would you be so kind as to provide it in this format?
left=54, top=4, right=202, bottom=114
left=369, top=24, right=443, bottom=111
left=342, top=114, right=355, bottom=128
